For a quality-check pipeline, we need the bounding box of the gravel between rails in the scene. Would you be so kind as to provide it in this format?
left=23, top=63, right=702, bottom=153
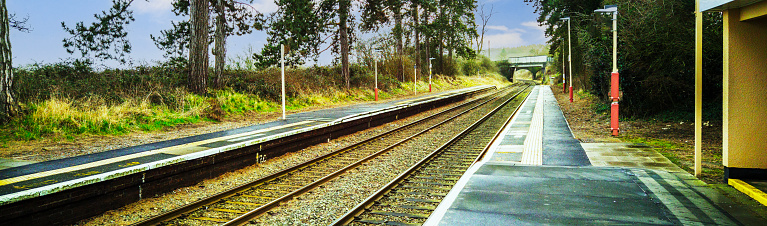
left=248, top=87, right=520, bottom=225
left=72, top=95, right=484, bottom=226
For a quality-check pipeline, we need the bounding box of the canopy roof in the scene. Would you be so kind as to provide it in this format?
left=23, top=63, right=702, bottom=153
left=700, top=0, right=764, bottom=12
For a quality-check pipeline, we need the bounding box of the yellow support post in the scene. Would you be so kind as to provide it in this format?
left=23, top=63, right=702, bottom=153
left=694, top=1, right=703, bottom=177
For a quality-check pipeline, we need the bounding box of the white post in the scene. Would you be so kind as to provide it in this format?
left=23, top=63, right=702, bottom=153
left=429, top=58, right=434, bottom=92
left=374, top=56, right=378, bottom=101
left=612, top=13, right=617, bottom=73
left=487, top=40, right=490, bottom=58
left=375, top=59, right=378, bottom=90
left=281, top=44, right=286, bottom=120
left=413, top=65, right=417, bottom=95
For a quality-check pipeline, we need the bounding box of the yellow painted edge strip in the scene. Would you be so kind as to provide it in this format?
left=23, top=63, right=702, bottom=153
left=0, top=121, right=315, bottom=187
left=729, top=179, right=767, bottom=207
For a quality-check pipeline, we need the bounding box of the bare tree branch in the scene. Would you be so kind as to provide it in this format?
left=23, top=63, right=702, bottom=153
left=9, top=13, right=31, bottom=32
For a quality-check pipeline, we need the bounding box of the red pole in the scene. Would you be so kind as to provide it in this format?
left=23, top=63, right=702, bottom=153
left=610, top=72, right=620, bottom=136
left=563, top=81, right=567, bottom=93
left=569, top=86, right=573, bottom=102
left=375, top=88, right=378, bottom=101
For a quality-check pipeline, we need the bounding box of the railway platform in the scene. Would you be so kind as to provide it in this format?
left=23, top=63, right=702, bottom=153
left=426, top=85, right=766, bottom=225
left=0, top=85, right=495, bottom=225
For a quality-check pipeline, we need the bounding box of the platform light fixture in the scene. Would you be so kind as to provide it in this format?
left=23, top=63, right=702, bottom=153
left=560, top=17, right=573, bottom=102
left=594, top=5, right=620, bottom=136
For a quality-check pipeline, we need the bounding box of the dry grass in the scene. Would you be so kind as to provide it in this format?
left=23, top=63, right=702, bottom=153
left=0, top=74, right=511, bottom=157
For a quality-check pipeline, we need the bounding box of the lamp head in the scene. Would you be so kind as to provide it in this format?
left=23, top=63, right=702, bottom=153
left=594, top=5, right=617, bottom=13
left=560, top=17, right=570, bottom=21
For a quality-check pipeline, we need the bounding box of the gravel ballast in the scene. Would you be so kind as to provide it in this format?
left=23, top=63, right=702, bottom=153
left=73, top=96, right=480, bottom=226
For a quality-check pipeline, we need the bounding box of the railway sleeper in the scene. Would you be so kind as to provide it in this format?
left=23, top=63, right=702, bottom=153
left=411, top=175, right=459, bottom=181
left=186, top=216, right=229, bottom=223
left=385, top=196, right=442, bottom=204
left=418, top=169, right=464, bottom=175
left=354, top=218, right=419, bottom=226
left=405, top=177, right=456, bottom=184
left=378, top=204, right=436, bottom=211
left=393, top=188, right=448, bottom=196
left=368, top=211, right=429, bottom=219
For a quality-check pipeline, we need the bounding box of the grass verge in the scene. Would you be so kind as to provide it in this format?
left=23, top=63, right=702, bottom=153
left=0, top=74, right=510, bottom=148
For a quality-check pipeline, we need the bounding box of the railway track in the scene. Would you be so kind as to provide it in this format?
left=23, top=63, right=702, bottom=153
left=332, top=84, right=531, bottom=226
left=134, top=85, right=527, bottom=226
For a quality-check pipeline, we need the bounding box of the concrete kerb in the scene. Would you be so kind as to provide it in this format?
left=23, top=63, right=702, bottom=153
left=0, top=85, right=494, bottom=207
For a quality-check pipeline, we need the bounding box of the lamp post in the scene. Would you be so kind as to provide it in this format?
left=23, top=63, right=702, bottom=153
left=562, top=36, right=566, bottom=93
left=281, top=44, right=286, bottom=120
left=429, top=58, right=435, bottom=92
left=374, top=49, right=382, bottom=101
left=560, top=17, right=573, bottom=103
left=595, top=5, right=619, bottom=136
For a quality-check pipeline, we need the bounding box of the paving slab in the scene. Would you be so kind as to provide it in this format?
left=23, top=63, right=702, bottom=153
left=425, top=85, right=764, bottom=225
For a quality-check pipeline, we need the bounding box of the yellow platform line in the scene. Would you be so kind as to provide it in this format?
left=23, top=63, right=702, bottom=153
left=729, top=179, right=767, bottom=206
left=521, top=87, right=544, bottom=165
left=0, top=121, right=315, bottom=187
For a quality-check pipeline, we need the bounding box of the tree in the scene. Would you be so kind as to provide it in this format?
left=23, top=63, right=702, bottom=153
left=499, top=48, right=507, bottom=59
left=253, top=0, right=327, bottom=68
left=361, top=0, right=406, bottom=80
left=338, top=0, right=351, bottom=88
left=62, top=0, right=135, bottom=63
left=476, top=4, right=493, bottom=55
left=213, top=0, right=225, bottom=88
left=319, top=0, right=355, bottom=88
left=1, top=0, right=19, bottom=122
left=189, top=0, right=209, bottom=94
left=152, top=0, right=262, bottom=87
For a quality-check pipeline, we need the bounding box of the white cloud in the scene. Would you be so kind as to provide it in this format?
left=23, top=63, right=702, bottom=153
left=486, top=25, right=509, bottom=32
left=484, top=32, right=524, bottom=48
left=251, top=0, right=279, bottom=14
left=510, top=28, right=526, bottom=33
left=521, top=21, right=545, bottom=31
left=134, top=0, right=173, bottom=14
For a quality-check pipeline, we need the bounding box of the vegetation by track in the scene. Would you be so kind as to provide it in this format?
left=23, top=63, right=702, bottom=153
left=129, top=84, right=526, bottom=225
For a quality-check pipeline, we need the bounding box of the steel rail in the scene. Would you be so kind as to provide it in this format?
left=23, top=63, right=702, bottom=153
left=222, top=86, right=521, bottom=226
left=331, top=85, right=530, bottom=225
left=133, top=86, right=512, bottom=226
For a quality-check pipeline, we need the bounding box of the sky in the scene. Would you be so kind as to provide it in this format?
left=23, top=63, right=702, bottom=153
left=7, top=0, right=546, bottom=68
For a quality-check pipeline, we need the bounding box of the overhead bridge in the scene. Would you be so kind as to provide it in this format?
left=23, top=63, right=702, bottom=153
left=508, top=55, right=553, bottom=80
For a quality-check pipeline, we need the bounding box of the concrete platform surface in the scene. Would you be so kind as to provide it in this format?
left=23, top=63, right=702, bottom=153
left=425, top=86, right=766, bottom=225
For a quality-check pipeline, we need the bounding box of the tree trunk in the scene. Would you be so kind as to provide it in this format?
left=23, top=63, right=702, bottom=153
left=448, top=13, right=453, bottom=62
left=394, top=6, right=403, bottom=81
left=339, top=0, right=350, bottom=89
left=189, top=0, right=209, bottom=95
left=0, top=0, right=19, bottom=123
left=414, top=5, right=420, bottom=68
left=438, top=7, right=444, bottom=74
left=213, top=0, right=226, bottom=89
